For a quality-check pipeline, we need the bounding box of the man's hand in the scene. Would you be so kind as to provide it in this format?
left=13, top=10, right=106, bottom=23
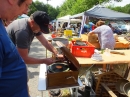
left=56, top=54, right=63, bottom=58
left=44, top=58, right=56, bottom=65
left=52, top=53, right=65, bottom=62
left=56, top=54, right=65, bottom=61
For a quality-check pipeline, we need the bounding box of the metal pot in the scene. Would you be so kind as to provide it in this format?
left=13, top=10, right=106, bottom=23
left=115, top=79, right=129, bottom=95
left=123, top=82, right=130, bottom=96
left=48, top=63, right=69, bottom=73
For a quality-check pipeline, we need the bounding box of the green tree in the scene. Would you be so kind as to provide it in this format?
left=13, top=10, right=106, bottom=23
left=108, top=4, right=130, bottom=14
left=28, top=0, right=123, bottom=20
left=28, top=0, right=59, bottom=21
left=58, top=0, right=122, bottom=17
left=123, top=4, right=130, bottom=14
left=28, top=1, right=48, bottom=16
left=57, top=0, right=76, bottom=17
left=47, top=5, right=60, bottom=20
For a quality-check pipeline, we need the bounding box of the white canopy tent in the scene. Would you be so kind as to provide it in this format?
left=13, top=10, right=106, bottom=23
left=56, top=15, right=82, bottom=31
left=57, top=15, right=71, bottom=22
left=69, top=12, right=88, bottom=37
left=70, top=12, right=85, bottom=19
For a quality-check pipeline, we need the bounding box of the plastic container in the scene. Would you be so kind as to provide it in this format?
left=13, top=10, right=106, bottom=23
left=64, top=30, right=72, bottom=37
left=70, top=41, right=95, bottom=57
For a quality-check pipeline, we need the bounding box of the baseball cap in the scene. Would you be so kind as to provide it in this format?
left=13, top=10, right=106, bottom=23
left=32, top=11, right=50, bottom=34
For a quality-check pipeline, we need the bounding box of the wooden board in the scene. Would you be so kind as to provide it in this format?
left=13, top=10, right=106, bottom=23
left=47, top=71, right=79, bottom=89
left=76, top=50, right=130, bottom=65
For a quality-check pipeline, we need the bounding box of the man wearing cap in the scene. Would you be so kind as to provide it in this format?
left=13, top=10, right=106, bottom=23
left=6, top=11, right=58, bottom=65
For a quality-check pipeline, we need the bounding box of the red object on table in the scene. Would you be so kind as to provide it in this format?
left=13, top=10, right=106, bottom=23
left=70, top=41, right=95, bottom=57
left=51, top=34, right=57, bottom=38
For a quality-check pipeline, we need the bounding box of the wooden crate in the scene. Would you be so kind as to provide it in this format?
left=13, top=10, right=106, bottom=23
left=92, top=71, right=124, bottom=97
left=46, top=47, right=81, bottom=89
left=46, top=67, right=79, bottom=89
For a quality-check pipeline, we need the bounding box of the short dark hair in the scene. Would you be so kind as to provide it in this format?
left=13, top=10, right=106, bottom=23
left=17, top=0, right=26, bottom=6
left=108, top=23, right=112, bottom=26
left=96, top=20, right=105, bottom=27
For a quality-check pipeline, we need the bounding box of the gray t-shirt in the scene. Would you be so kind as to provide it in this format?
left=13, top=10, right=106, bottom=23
left=92, top=25, right=115, bottom=49
left=6, top=18, right=35, bottom=50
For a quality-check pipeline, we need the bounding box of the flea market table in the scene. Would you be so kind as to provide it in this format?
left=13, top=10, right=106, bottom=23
left=76, top=50, right=130, bottom=79
left=76, top=50, right=130, bottom=65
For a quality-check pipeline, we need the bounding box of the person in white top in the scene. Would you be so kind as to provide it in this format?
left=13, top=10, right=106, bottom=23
left=88, top=20, right=115, bottom=50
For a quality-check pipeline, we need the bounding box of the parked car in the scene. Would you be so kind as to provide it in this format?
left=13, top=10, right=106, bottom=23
left=118, top=24, right=127, bottom=34
left=109, top=21, right=129, bottom=34
left=110, top=23, right=122, bottom=35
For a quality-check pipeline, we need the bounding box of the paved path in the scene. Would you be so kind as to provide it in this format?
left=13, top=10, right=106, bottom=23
left=28, top=34, right=73, bottom=97
left=28, top=34, right=52, bottom=97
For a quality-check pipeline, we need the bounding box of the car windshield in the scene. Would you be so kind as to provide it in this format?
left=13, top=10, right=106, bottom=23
left=111, top=23, right=120, bottom=29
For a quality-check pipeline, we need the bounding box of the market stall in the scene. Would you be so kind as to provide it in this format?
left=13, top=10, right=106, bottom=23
left=70, top=5, right=130, bottom=37
left=56, top=15, right=81, bottom=31
left=44, top=34, right=130, bottom=97
left=80, top=34, right=130, bottom=49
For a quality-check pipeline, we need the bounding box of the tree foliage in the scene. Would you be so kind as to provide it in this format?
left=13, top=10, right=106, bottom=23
left=108, top=4, right=130, bottom=14
left=123, top=4, right=130, bottom=14
left=27, top=0, right=130, bottom=21
left=57, top=0, right=122, bottom=17
left=28, top=0, right=59, bottom=21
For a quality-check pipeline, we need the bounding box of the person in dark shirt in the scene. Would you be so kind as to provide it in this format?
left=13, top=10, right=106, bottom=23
left=6, top=11, right=59, bottom=65
left=0, top=0, right=32, bottom=97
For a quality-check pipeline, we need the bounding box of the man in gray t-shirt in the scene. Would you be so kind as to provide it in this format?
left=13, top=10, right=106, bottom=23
left=6, top=11, right=58, bottom=65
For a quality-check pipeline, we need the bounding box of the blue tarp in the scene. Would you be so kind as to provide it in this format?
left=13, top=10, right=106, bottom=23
left=85, top=5, right=130, bottom=20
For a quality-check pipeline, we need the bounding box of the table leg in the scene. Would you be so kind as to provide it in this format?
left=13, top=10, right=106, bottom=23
left=103, top=64, right=107, bottom=71
left=69, top=88, right=73, bottom=97
left=46, top=49, right=47, bottom=58
left=124, top=63, right=130, bottom=80
left=75, top=88, right=78, bottom=97
left=41, top=91, right=43, bottom=97
left=103, top=64, right=113, bottom=72
left=72, top=88, right=78, bottom=97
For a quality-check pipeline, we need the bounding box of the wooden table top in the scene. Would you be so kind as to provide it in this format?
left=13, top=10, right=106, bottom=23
left=76, top=50, right=130, bottom=65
